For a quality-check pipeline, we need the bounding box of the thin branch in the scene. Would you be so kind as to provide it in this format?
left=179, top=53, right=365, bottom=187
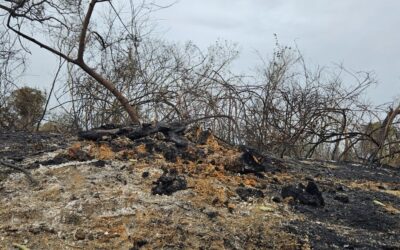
left=77, top=0, right=98, bottom=62
left=0, top=159, right=38, bottom=185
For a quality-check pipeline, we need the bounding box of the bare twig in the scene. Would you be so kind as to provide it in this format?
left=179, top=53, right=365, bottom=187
left=0, top=159, right=38, bottom=185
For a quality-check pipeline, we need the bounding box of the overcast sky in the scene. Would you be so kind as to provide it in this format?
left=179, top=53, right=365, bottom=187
left=23, top=0, right=400, bottom=105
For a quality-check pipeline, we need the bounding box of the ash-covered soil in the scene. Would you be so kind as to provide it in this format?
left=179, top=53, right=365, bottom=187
left=0, top=130, right=399, bottom=250
left=0, top=131, right=68, bottom=160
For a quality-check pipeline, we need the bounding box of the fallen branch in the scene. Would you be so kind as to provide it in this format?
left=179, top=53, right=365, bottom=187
left=79, top=122, right=189, bottom=147
left=0, top=159, right=38, bottom=185
left=78, top=116, right=237, bottom=148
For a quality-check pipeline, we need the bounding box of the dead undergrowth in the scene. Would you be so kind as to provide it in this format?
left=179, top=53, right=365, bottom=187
left=0, top=130, right=399, bottom=249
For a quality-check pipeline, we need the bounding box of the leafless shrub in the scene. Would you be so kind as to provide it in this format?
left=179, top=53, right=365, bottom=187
left=0, top=26, right=25, bottom=129
left=0, top=1, right=398, bottom=165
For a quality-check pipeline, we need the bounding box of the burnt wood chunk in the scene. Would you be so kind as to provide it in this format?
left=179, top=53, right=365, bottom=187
left=281, top=181, right=325, bottom=207
left=78, top=122, right=190, bottom=147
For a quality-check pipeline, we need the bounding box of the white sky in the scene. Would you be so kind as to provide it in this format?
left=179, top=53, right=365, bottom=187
left=22, top=0, right=400, bottom=105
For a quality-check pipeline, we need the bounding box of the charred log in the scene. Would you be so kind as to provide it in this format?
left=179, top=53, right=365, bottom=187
left=78, top=122, right=189, bottom=147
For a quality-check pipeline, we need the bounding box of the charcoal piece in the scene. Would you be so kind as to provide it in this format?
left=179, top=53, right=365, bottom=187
left=227, top=146, right=282, bottom=174
left=334, top=194, right=350, bottom=203
left=272, top=196, right=282, bottom=203
left=40, top=155, right=70, bottom=166
left=239, top=150, right=266, bottom=173
left=336, top=185, right=346, bottom=192
left=130, top=239, right=148, bottom=250
left=236, top=187, right=264, bottom=201
left=181, top=148, right=206, bottom=162
left=281, top=181, right=325, bottom=207
left=152, top=170, right=187, bottom=195
left=141, top=140, right=179, bottom=162
left=163, top=149, right=178, bottom=162
left=205, top=211, right=219, bottom=219
left=142, top=171, right=150, bottom=178
left=305, top=181, right=321, bottom=196
left=93, top=160, right=106, bottom=168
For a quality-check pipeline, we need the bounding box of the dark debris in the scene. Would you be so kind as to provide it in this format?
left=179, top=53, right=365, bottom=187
left=281, top=181, right=325, bottom=207
left=151, top=169, right=188, bottom=195
left=236, top=187, right=264, bottom=201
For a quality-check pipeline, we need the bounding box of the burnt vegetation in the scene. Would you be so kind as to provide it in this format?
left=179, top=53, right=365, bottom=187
left=0, top=0, right=399, bottom=249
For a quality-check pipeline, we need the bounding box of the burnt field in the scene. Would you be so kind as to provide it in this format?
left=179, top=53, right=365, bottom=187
left=0, top=129, right=399, bottom=249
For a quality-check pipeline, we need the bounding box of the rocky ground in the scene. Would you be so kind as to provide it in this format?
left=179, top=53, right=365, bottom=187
left=0, top=129, right=399, bottom=250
